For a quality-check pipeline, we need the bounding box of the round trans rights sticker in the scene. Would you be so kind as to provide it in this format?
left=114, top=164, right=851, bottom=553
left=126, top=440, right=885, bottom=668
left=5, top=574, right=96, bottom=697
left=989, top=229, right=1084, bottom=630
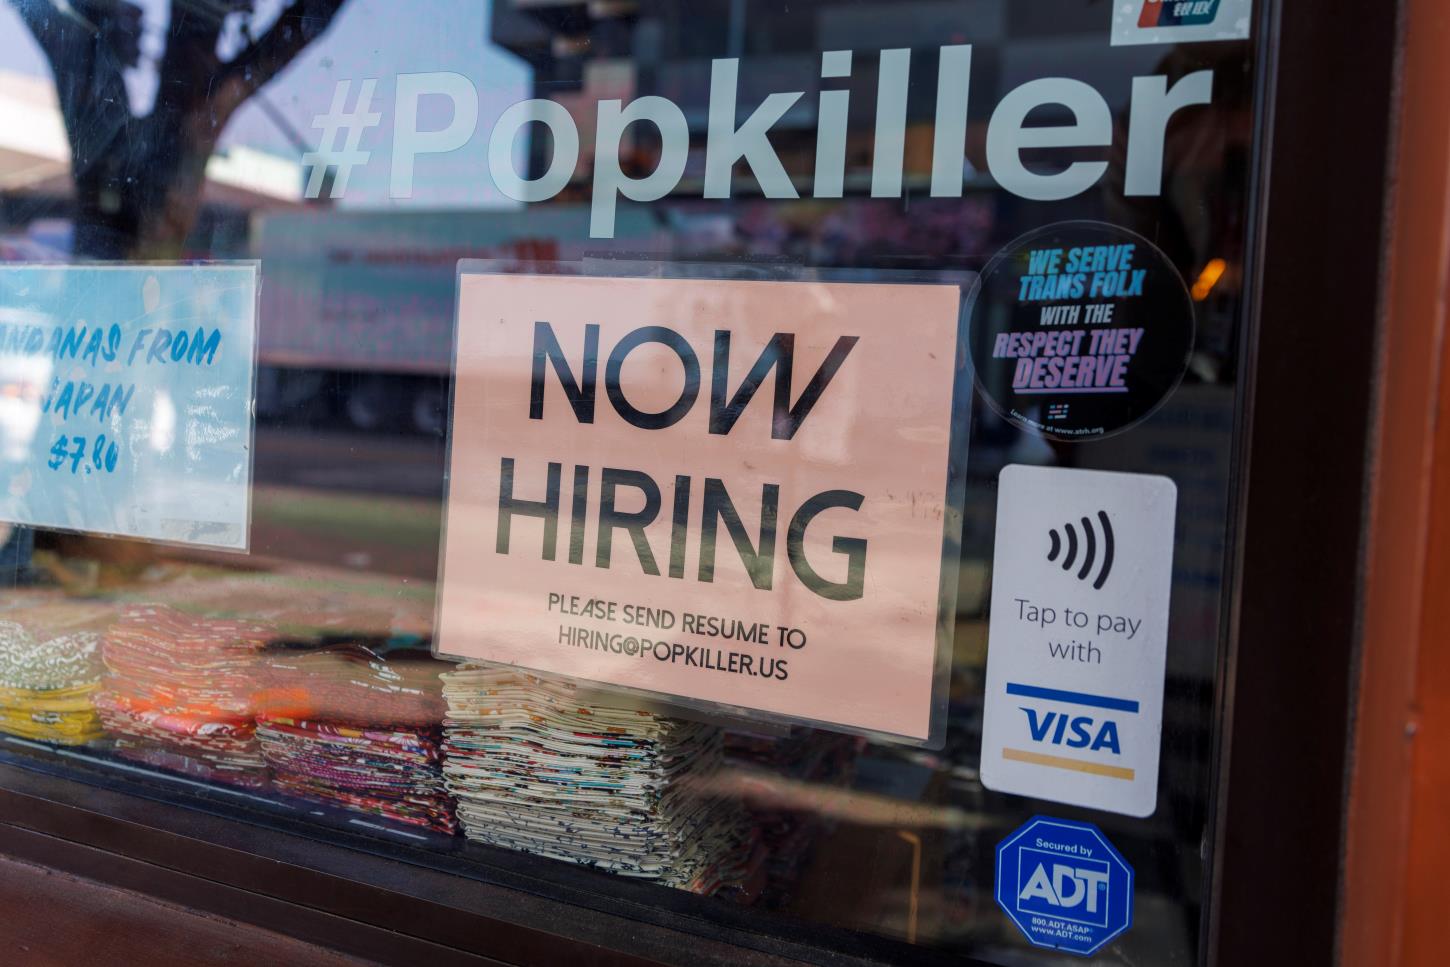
left=966, top=221, right=1194, bottom=441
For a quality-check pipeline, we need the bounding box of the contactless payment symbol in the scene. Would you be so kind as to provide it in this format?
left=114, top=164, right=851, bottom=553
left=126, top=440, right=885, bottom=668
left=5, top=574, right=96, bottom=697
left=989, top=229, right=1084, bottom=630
left=996, top=816, right=1134, bottom=957
left=980, top=465, right=1177, bottom=817
left=1046, top=510, right=1115, bottom=590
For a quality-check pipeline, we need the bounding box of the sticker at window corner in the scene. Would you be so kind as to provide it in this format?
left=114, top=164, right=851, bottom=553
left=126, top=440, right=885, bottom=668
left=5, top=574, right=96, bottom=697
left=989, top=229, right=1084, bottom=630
left=996, top=815, right=1134, bottom=957
left=1112, top=0, right=1253, bottom=46
left=980, top=464, right=1176, bottom=817
left=0, top=265, right=257, bottom=551
left=966, top=221, right=1194, bottom=442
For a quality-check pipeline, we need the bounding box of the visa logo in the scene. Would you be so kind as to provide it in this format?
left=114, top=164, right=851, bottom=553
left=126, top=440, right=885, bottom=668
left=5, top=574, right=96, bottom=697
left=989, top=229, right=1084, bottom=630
left=1020, top=707, right=1122, bottom=754
left=1019, top=861, right=1110, bottom=913
left=1138, top=0, right=1222, bottom=28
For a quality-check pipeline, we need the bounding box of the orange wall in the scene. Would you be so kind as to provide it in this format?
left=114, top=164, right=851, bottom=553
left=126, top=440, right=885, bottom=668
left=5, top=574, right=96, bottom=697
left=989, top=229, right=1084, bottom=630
left=1402, top=350, right=1450, bottom=963
left=1342, top=0, right=1450, bottom=963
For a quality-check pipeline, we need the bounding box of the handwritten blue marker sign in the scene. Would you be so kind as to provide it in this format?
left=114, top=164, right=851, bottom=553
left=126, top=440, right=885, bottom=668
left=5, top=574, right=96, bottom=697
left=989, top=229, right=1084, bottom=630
left=0, top=264, right=257, bottom=550
left=996, top=815, right=1134, bottom=957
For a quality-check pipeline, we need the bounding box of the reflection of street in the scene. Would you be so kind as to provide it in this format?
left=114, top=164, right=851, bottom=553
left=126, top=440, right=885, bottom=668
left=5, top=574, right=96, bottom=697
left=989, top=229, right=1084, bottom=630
left=254, top=426, right=444, bottom=498
left=251, top=426, right=443, bottom=578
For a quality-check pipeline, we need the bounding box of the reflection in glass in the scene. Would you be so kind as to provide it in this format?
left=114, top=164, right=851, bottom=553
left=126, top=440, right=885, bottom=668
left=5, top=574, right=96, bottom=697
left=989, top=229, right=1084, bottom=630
left=0, top=1, right=1255, bottom=962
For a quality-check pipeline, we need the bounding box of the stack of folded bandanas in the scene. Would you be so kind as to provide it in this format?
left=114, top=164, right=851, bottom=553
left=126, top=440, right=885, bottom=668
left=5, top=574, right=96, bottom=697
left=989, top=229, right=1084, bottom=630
left=94, top=604, right=273, bottom=788
left=0, top=620, right=105, bottom=745
left=254, top=641, right=455, bottom=833
left=440, top=665, right=757, bottom=893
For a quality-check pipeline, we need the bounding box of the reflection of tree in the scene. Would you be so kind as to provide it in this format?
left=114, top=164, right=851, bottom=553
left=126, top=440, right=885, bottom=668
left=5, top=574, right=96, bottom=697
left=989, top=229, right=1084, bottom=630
left=12, top=0, right=347, bottom=258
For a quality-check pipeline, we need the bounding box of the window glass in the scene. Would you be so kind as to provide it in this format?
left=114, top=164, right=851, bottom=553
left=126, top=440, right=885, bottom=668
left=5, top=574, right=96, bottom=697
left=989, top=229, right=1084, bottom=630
left=0, top=1, right=1253, bottom=963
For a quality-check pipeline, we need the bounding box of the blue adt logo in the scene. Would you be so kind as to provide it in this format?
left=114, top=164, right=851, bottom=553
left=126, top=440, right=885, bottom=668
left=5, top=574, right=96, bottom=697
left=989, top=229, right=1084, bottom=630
left=996, top=816, right=1134, bottom=957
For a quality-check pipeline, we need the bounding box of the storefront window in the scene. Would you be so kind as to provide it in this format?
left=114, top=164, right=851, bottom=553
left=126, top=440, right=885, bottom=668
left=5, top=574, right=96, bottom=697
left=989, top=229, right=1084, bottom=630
left=0, top=1, right=1257, bottom=962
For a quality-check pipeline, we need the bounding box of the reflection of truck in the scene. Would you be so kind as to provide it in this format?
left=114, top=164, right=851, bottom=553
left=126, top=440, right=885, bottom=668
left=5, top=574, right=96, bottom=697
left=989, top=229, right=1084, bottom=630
left=253, top=207, right=665, bottom=434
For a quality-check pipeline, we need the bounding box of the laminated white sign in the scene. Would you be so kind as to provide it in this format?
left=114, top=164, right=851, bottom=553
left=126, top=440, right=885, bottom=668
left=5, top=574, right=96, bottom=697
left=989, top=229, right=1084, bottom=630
left=980, top=464, right=1176, bottom=817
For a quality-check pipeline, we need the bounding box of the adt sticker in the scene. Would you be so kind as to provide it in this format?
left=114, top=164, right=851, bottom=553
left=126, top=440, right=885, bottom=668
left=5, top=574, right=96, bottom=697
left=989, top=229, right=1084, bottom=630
left=1112, top=0, right=1253, bottom=46
left=980, top=465, right=1176, bottom=817
left=997, top=816, right=1134, bottom=957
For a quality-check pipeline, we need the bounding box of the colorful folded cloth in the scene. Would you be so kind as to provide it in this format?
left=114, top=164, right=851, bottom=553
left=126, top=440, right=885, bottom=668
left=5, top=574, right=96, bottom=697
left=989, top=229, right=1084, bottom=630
left=0, top=620, right=105, bottom=745
left=256, top=717, right=456, bottom=833
left=95, top=604, right=273, bottom=787
left=440, top=665, right=757, bottom=894
left=254, top=641, right=446, bottom=729
left=251, top=640, right=455, bottom=832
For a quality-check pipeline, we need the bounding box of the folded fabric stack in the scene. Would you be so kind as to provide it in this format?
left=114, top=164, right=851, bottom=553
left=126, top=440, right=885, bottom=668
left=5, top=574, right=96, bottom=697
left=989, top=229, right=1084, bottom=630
left=95, top=605, right=273, bottom=788
left=440, top=666, right=756, bottom=893
left=254, top=642, right=455, bottom=833
left=0, top=621, right=104, bottom=745
left=255, top=641, right=446, bottom=728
